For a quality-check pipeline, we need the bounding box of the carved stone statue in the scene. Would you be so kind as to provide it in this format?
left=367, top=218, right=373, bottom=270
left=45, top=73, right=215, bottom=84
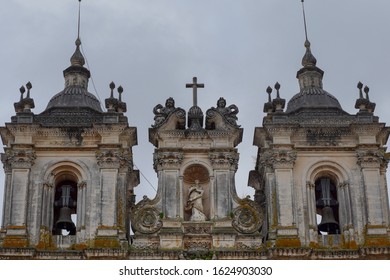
left=185, top=180, right=206, bottom=221
left=152, top=97, right=176, bottom=127
left=216, top=97, right=238, bottom=125
left=151, top=97, right=186, bottom=129
left=206, top=97, right=239, bottom=129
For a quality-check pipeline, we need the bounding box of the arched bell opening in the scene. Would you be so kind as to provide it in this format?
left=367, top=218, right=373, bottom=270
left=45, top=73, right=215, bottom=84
left=183, top=164, right=210, bottom=221
left=315, top=176, right=340, bottom=235
left=52, top=173, right=78, bottom=236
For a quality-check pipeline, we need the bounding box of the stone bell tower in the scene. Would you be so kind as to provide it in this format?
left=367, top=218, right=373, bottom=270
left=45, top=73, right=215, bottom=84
left=130, top=77, right=263, bottom=258
left=249, top=38, right=390, bottom=254
left=0, top=35, right=139, bottom=253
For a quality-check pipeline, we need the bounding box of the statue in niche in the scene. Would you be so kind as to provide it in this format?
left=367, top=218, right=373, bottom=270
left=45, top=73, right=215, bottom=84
left=185, top=180, right=206, bottom=221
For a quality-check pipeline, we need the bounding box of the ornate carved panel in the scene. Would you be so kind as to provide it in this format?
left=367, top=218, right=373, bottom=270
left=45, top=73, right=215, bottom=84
left=259, top=149, right=297, bottom=169
left=357, top=149, right=387, bottom=168
left=1, top=149, right=36, bottom=169
left=96, top=149, right=133, bottom=170
left=209, top=150, right=239, bottom=171
left=153, top=151, right=183, bottom=171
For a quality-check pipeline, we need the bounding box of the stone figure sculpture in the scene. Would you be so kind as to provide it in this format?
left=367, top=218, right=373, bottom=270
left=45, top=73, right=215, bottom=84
left=206, top=97, right=240, bottom=129
left=152, top=97, right=176, bottom=127
left=185, top=180, right=206, bottom=221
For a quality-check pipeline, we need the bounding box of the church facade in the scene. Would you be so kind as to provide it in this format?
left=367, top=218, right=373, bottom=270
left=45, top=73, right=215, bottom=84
left=0, top=25, right=390, bottom=260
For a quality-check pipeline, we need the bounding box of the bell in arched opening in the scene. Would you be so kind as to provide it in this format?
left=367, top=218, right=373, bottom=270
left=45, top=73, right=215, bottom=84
left=315, top=177, right=340, bottom=235
left=52, top=182, right=77, bottom=235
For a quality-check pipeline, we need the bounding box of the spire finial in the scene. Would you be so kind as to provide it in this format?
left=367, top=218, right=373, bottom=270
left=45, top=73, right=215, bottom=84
left=301, top=0, right=309, bottom=43
left=70, top=0, right=85, bottom=67
left=77, top=0, right=81, bottom=41
left=300, top=0, right=317, bottom=67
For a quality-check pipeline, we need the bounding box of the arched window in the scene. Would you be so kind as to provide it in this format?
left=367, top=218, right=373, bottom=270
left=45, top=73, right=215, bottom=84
left=315, top=177, right=340, bottom=235
left=52, top=179, right=77, bottom=235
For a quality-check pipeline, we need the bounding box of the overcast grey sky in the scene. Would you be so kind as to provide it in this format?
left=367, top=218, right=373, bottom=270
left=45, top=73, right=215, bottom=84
left=1, top=0, right=390, bottom=220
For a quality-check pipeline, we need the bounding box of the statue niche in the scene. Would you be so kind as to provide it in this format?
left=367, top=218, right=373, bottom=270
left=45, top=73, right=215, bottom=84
left=183, top=164, right=210, bottom=221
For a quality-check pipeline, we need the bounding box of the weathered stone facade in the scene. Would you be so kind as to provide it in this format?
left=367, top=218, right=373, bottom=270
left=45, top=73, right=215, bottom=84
left=129, top=89, right=263, bottom=258
left=0, top=39, right=139, bottom=252
left=249, top=40, right=390, bottom=253
left=0, top=26, right=389, bottom=261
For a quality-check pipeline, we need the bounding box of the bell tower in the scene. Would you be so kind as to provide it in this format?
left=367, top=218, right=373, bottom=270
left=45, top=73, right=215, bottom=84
left=131, top=77, right=263, bottom=258
left=0, top=2, right=139, bottom=252
left=249, top=1, right=390, bottom=252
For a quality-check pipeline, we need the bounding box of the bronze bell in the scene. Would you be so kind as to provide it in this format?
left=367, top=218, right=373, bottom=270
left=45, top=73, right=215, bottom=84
left=53, top=185, right=76, bottom=235
left=56, top=206, right=76, bottom=234
left=318, top=206, right=339, bottom=234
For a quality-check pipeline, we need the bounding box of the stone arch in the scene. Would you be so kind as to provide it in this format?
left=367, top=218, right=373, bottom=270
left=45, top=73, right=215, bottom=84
left=306, top=161, right=349, bottom=185
left=305, top=160, right=352, bottom=237
left=41, top=161, right=90, bottom=236
left=181, top=162, right=211, bottom=221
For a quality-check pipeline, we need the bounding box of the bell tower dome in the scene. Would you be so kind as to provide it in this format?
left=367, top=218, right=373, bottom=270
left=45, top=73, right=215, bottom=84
left=0, top=1, right=139, bottom=255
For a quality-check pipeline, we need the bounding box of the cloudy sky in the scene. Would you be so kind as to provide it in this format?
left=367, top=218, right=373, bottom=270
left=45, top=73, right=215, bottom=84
left=1, top=0, right=390, bottom=220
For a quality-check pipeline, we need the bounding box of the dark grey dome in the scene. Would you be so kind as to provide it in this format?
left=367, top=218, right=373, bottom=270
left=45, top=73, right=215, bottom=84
left=286, top=88, right=343, bottom=114
left=44, top=85, right=102, bottom=113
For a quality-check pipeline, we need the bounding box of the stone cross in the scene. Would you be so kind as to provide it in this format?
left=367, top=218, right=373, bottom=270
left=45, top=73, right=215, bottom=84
left=186, top=77, right=204, bottom=107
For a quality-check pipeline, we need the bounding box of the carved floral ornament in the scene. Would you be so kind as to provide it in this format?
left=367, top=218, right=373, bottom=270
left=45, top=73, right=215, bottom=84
left=95, top=149, right=133, bottom=169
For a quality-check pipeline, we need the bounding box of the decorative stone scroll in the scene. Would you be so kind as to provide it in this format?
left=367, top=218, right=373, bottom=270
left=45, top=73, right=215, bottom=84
left=152, top=97, right=186, bottom=129
left=205, top=97, right=239, bottom=129
left=232, top=198, right=264, bottom=234
left=130, top=196, right=162, bottom=234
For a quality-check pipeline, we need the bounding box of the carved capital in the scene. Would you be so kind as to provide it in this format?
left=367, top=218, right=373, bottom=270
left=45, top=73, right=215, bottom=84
left=209, top=150, right=239, bottom=171
left=260, top=149, right=297, bottom=169
left=78, top=181, right=87, bottom=189
left=153, top=151, right=183, bottom=171
left=306, top=181, right=315, bottom=189
left=96, top=149, right=133, bottom=169
left=357, top=149, right=386, bottom=168
left=2, top=149, right=36, bottom=169
left=338, top=181, right=350, bottom=189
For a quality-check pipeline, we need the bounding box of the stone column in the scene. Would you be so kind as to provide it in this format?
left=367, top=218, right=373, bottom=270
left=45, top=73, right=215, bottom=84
left=1, top=149, right=35, bottom=247
left=95, top=149, right=121, bottom=247
left=209, top=149, right=239, bottom=219
left=306, top=181, right=318, bottom=246
left=357, top=149, right=390, bottom=246
left=153, top=150, right=183, bottom=219
left=267, top=149, right=300, bottom=247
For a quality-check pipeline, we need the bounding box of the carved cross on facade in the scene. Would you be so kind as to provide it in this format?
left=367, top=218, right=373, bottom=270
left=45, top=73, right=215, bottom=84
left=186, top=77, right=204, bottom=107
